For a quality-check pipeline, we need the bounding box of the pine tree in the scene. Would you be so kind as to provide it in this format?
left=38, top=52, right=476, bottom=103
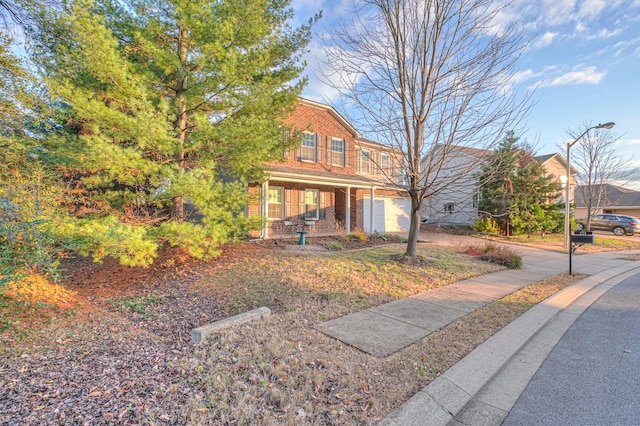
left=510, top=150, right=563, bottom=237
left=476, top=132, right=563, bottom=237
left=1, top=34, right=69, bottom=283
left=476, top=132, right=520, bottom=236
left=28, top=0, right=317, bottom=265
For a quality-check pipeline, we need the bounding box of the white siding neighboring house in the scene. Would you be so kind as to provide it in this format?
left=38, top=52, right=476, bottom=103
left=421, top=146, right=491, bottom=226
left=421, top=149, right=574, bottom=226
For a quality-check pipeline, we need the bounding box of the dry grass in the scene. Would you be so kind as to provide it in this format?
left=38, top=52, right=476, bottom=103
left=184, top=246, right=585, bottom=425
left=480, top=233, right=640, bottom=253
left=0, top=240, right=591, bottom=425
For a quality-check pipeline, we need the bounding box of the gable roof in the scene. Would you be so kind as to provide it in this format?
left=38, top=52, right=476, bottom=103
left=574, top=183, right=640, bottom=208
left=298, top=97, right=361, bottom=139
left=449, top=145, right=493, bottom=160
left=533, top=153, right=557, bottom=163
left=534, top=152, right=581, bottom=176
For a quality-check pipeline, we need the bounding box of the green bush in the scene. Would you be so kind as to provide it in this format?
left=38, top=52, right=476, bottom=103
left=0, top=161, right=68, bottom=285
left=471, top=217, right=501, bottom=234
left=480, top=245, right=522, bottom=269
left=324, top=242, right=343, bottom=251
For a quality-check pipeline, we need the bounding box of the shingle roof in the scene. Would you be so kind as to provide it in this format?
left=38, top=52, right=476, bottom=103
left=574, top=183, right=640, bottom=208
left=533, top=153, right=556, bottom=163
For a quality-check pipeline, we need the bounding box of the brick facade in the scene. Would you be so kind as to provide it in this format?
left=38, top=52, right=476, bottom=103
left=250, top=98, right=410, bottom=238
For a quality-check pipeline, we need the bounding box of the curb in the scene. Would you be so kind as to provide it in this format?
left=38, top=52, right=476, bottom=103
left=380, top=262, right=640, bottom=425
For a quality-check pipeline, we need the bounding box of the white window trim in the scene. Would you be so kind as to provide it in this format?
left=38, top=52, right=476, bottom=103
left=331, top=137, right=345, bottom=167
left=301, top=132, right=317, bottom=163
left=267, top=186, right=284, bottom=220
left=360, top=149, right=371, bottom=174
left=380, top=152, right=390, bottom=175
left=304, top=188, right=320, bottom=220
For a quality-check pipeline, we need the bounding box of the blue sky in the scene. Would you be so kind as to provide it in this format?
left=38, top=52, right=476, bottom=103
left=291, top=0, right=640, bottom=169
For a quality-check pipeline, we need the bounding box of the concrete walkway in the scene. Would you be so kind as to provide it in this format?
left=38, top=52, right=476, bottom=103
left=312, top=233, right=640, bottom=425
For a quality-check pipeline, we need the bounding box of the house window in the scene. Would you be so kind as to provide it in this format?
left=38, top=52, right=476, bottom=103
left=380, top=153, right=390, bottom=176
left=473, top=192, right=482, bottom=208
left=267, top=187, right=283, bottom=219
left=301, top=132, right=317, bottom=162
left=331, top=138, right=345, bottom=166
left=304, top=189, right=319, bottom=220
left=444, top=203, right=455, bottom=214
left=360, top=150, right=371, bottom=174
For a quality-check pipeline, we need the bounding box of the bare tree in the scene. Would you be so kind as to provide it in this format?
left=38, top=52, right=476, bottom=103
left=569, top=123, right=629, bottom=230
left=322, top=0, right=532, bottom=258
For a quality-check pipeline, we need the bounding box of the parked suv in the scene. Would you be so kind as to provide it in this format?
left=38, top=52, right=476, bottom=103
left=575, top=214, right=640, bottom=236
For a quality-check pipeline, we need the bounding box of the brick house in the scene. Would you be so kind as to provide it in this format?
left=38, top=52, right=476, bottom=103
left=249, top=98, right=410, bottom=238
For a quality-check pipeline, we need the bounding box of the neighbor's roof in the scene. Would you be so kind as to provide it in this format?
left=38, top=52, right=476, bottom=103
left=534, top=153, right=557, bottom=163
left=574, top=183, right=640, bottom=208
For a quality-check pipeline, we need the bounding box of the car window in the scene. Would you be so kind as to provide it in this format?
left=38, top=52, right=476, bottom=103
left=593, top=215, right=604, bottom=220
left=604, top=215, right=618, bottom=221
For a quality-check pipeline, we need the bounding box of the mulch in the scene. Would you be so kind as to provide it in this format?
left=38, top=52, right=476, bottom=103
left=0, top=236, right=402, bottom=424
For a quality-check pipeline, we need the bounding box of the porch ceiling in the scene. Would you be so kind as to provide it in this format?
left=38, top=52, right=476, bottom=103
left=266, top=165, right=397, bottom=189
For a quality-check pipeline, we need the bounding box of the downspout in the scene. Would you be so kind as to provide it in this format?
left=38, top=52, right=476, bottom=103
left=369, top=186, right=375, bottom=233
left=261, top=181, right=269, bottom=239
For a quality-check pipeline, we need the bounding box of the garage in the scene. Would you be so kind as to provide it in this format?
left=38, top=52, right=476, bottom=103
left=363, top=196, right=411, bottom=233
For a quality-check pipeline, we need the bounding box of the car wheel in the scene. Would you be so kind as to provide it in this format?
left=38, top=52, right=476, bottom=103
left=613, top=227, right=625, bottom=236
left=576, top=223, right=585, bottom=232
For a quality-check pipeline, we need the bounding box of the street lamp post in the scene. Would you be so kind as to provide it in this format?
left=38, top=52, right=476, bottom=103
left=564, top=122, right=616, bottom=257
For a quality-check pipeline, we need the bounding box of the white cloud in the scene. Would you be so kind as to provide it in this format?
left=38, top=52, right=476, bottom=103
left=577, top=0, right=608, bottom=20
left=533, top=31, right=559, bottom=48
left=540, top=66, right=606, bottom=87
left=511, top=69, right=541, bottom=84
left=621, top=138, right=640, bottom=146
left=300, top=41, right=342, bottom=103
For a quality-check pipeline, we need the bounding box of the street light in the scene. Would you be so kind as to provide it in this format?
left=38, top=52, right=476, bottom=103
left=564, top=121, right=616, bottom=251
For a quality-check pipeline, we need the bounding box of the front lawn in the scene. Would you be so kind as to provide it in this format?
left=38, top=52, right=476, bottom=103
left=0, top=238, right=581, bottom=424
left=480, top=232, right=640, bottom=253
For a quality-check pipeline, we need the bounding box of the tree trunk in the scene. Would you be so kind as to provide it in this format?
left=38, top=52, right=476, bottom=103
left=405, top=196, right=421, bottom=258
left=172, top=23, right=189, bottom=222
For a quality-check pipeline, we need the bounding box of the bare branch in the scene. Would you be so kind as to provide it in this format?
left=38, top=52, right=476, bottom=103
left=321, top=0, right=533, bottom=256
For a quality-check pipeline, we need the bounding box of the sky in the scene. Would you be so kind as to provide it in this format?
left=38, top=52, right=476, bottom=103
left=290, top=0, right=640, bottom=175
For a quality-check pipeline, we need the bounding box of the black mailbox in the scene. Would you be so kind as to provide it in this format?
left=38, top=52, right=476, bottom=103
left=571, top=234, right=594, bottom=244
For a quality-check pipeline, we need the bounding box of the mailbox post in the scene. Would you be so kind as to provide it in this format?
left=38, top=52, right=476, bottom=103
left=569, top=227, right=594, bottom=275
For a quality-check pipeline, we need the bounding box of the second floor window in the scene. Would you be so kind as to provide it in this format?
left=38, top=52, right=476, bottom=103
left=331, top=138, right=345, bottom=166
left=301, top=132, right=316, bottom=162
left=360, top=150, right=371, bottom=174
left=380, top=153, right=390, bottom=176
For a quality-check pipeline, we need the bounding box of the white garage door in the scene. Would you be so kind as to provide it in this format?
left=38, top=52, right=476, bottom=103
left=363, top=196, right=411, bottom=233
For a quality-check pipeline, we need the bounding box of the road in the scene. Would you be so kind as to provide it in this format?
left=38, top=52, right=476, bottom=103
left=502, top=272, right=640, bottom=425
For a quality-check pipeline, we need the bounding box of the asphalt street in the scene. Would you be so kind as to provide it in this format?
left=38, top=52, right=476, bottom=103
left=502, top=272, right=640, bottom=425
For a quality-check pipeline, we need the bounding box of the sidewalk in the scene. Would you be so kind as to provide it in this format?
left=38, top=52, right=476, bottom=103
left=313, top=233, right=640, bottom=425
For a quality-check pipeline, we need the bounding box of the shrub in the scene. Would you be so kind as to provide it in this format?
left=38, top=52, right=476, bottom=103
left=324, top=242, right=343, bottom=251
left=483, top=242, right=498, bottom=253
left=471, top=217, right=501, bottom=234
left=480, top=245, right=522, bottom=269
left=1, top=162, right=68, bottom=287
left=344, top=228, right=369, bottom=241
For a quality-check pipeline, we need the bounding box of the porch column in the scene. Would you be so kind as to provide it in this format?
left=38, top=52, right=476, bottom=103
left=262, top=181, right=269, bottom=239
left=345, top=186, right=351, bottom=232
left=369, top=187, right=375, bottom=233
